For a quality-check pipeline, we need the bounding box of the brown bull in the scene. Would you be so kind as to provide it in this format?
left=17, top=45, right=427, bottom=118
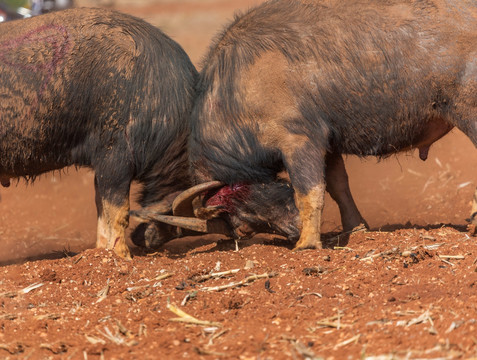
left=187, top=0, right=477, bottom=249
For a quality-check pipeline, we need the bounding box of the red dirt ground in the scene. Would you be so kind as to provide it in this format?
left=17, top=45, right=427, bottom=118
left=1, top=1, right=477, bottom=359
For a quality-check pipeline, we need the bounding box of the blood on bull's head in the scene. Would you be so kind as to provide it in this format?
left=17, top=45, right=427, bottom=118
left=203, top=182, right=301, bottom=240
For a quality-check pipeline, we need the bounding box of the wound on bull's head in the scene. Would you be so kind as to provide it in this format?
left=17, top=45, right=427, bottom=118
left=204, top=183, right=251, bottom=213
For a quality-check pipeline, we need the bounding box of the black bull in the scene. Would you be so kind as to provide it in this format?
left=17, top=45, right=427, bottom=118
left=0, top=8, right=197, bottom=259
left=188, top=0, right=477, bottom=249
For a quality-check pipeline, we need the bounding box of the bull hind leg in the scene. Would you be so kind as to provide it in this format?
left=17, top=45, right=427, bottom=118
left=94, top=172, right=132, bottom=260
left=453, top=82, right=477, bottom=233
left=468, top=184, right=477, bottom=235
left=325, top=153, right=368, bottom=232
left=461, top=123, right=477, bottom=233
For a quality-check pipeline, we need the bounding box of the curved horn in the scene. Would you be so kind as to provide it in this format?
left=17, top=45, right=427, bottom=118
left=172, top=181, right=224, bottom=216
left=130, top=210, right=232, bottom=235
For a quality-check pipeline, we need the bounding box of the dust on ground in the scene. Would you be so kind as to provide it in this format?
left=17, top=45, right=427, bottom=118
left=1, top=1, right=476, bottom=359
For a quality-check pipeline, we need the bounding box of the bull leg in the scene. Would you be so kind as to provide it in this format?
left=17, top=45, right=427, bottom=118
left=452, top=92, right=477, bottom=233
left=325, top=153, right=368, bottom=232
left=94, top=174, right=132, bottom=260
left=280, top=140, right=327, bottom=250
left=468, top=186, right=477, bottom=234
left=293, top=183, right=326, bottom=250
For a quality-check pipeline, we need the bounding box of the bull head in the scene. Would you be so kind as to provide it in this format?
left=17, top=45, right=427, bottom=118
left=130, top=180, right=301, bottom=248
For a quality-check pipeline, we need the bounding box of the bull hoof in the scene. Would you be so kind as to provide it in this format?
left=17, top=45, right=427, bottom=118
left=292, top=244, right=318, bottom=251
left=113, top=242, right=132, bottom=260
left=292, top=238, right=323, bottom=251
left=466, top=212, right=477, bottom=236
left=351, top=223, right=368, bottom=233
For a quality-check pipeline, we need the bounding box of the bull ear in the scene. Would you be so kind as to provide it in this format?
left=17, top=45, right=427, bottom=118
left=172, top=181, right=224, bottom=216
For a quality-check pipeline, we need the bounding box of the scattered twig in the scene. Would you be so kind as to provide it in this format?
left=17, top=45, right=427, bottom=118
left=207, top=328, right=228, bottom=346
left=154, top=273, right=173, bottom=281
left=167, top=302, right=221, bottom=327
left=0, top=292, right=17, bottom=298
left=35, top=314, right=61, bottom=320
left=423, top=243, right=445, bottom=250
left=334, top=334, right=360, bottom=349
left=292, top=341, right=321, bottom=360
left=0, top=314, right=17, bottom=320
left=360, top=248, right=398, bottom=261
left=316, top=312, right=349, bottom=330
left=394, top=310, right=418, bottom=316
left=96, top=279, right=110, bottom=303
left=85, top=335, right=106, bottom=345
left=334, top=246, right=355, bottom=251
left=201, top=272, right=277, bottom=292
left=97, top=325, right=138, bottom=346
left=73, top=255, right=84, bottom=264
left=457, top=181, right=472, bottom=189
left=440, top=258, right=455, bottom=267
left=116, top=319, right=134, bottom=339
left=406, top=309, right=435, bottom=334
left=445, top=320, right=464, bottom=334
left=438, top=255, right=465, bottom=260
left=0, top=343, right=24, bottom=355
left=181, top=291, right=197, bottom=306
left=20, top=282, right=44, bottom=294
left=316, top=321, right=348, bottom=329
left=296, top=292, right=322, bottom=300
left=138, top=323, right=147, bottom=338
left=40, top=343, right=67, bottom=354
left=326, top=266, right=345, bottom=274
left=126, top=284, right=151, bottom=292
left=191, top=269, right=240, bottom=283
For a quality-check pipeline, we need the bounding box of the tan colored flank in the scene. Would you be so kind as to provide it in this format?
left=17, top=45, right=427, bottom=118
left=241, top=51, right=310, bottom=150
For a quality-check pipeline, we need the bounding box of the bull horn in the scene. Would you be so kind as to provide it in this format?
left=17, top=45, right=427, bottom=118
left=130, top=209, right=232, bottom=235
left=172, top=180, right=224, bottom=216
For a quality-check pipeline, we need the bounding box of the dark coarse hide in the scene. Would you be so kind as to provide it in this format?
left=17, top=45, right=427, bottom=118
left=190, top=0, right=477, bottom=249
left=0, top=8, right=197, bottom=258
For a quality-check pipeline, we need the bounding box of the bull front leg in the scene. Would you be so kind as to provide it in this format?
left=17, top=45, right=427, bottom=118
left=325, top=152, right=368, bottom=232
left=94, top=174, right=132, bottom=260
left=293, top=183, right=326, bottom=250
left=279, top=136, right=328, bottom=250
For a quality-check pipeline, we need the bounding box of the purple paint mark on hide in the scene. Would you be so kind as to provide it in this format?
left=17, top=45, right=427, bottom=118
left=0, top=24, right=70, bottom=105
left=205, top=183, right=250, bottom=214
